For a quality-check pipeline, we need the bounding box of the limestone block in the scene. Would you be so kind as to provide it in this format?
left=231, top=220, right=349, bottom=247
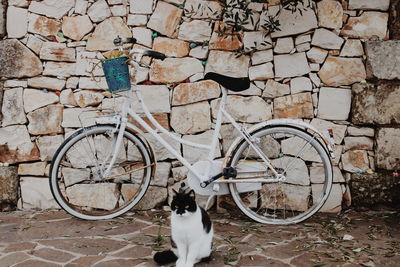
left=62, top=15, right=93, bottom=41
left=341, top=12, right=388, bottom=39
left=220, top=123, right=243, bottom=155
left=111, top=5, right=128, bottom=16
left=23, top=89, right=59, bottom=113
left=351, top=82, right=400, bottom=124
left=262, top=79, right=290, bottom=98
left=172, top=80, right=220, bottom=106
left=344, top=136, right=374, bottom=151
left=132, top=27, right=153, bottom=48
left=306, top=47, right=328, bottom=64
left=230, top=82, right=262, bottom=97
left=249, top=63, right=274, bottom=81
left=76, top=51, right=104, bottom=77
left=75, top=0, right=88, bottom=15
left=87, top=0, right=111, bottom=22
left=153, top=37, right=190, bottom=58
left=40, top=42, right=76, bottom=62
left=0, top=125, right=40, bottom=164
left=251, top=49, right=273, bottom=65
left=274, top=92, right=313, bottom=119
left=150, top=58, right=203, bottom=83
left=317, top=87, right=351, bottom=121
left=0, top=166, right=18, bottom=210
left=170, top=101, right=211, bottom=134
left=290, top=77, right=312, bottom=94
left=60, top=89, right=77, bottom=107
left=135, top=186, right=167, bottom=210
left=0, top=39, right=43, bottom=78
left=130, top=0, right=154, bottom=14
left=269, top=6, right=318, bottom=38
left=43, top=62, right=76, bottom=77
left=61, top=108, right=97, bottom=128
left=147, top=1, right=183, bottom=38
left=243, top=31, right=272, bottom=51
left=7, top=6, right=28, bottom=38
left=274, top=37, right=294, bottom=54
left=127, top=14, right=148, bottom=26
left=317, top=0, right=343, bottom=29
left=79, top=77, right=108, bottom=90
left=273, top=157, right=310, bottom=185
left=18, top=162, right=46, bottom=176
left=2, top=87, right=26, bottom=126
left=66, top=77, right=80, bottom=89
left=27, top=13, right=61, bottom=36
left=376, top=128, right=400, bottom=170
left=172, top=166, right=188, bottom=182
left=151, top=162, right=171, bottom=187
left=340, top=39, right=364, bottom=57
left=348, top=0, right=390, bottom=11
left=28, top=0, right=74, bottom=19
left=282, top=136, right=322, bottom=162
left=209, top=22, right=242, bottom=51
left=310, top=118, right=347, bottom=144
left=178, top=20, right=212, bottom=43
left=27, top=104, right=64, bottom=135
left=313, top=183, right=343, bottom=212
left=319, top=57, right=366, bottom=87
left=274, top=53, right=310, bottom=78
left=27, top=77, right=66, bottom=91
left=144, top=132, right=181, bottom=161
left=4, top=80, right=27, bottom=88
left=311, top=28, right=344, bottom=50
left=261, top=183, right=311, bottom=211
left=61, top=168, right=90, bottom=187
left=66, top=183, right=118, bottom=210
left=184, top=0, right=223, bottom=19
left=36, top=135, right=64, bottom=161
left=87, top=17, right=132, bottom=51
left=206, top=51, right=250, bottom=78
left=310, top=166, right=345, bottom=183
left=347, top=127, right=374, bottom=137
left=20, top=177, right=58, bottom=209
left=74, top=90, right=104, bottom=108
left=365, top=41, right=400, bottom=80
left=212, top=95, right=272, bottom=123
left=342, top=150, right=369, bottom=172
left=182, top=130, right=221, bottom=164
left=133, top=85, right=171, bottom=114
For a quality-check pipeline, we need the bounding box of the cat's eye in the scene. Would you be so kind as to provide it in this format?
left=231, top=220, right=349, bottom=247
left=175, top=205, right=179, bottom=209
left=185, top=205, right=189, bottom=209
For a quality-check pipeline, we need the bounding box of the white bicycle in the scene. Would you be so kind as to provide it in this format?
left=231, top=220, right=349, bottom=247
left=50, top=37, right=335, bottom=224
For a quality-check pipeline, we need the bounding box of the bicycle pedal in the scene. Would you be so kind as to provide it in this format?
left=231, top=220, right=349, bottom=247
left=222, top=167, right=237, bottom=178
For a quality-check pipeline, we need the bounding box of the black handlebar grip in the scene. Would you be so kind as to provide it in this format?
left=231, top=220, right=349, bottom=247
left=143, top=50, right=166, bottom=60
left=113, top=36, right=137, bottom=45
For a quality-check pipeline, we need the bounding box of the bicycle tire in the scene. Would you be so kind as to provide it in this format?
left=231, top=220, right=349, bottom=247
left=50, top=124, right=154, bottom=220
left=226, top=126, right=333, bottom=225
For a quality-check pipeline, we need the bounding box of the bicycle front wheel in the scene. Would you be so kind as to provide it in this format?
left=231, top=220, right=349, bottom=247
left=227, top=126, right=333, bottom=224
left=50, top=125, right=154, bottom=220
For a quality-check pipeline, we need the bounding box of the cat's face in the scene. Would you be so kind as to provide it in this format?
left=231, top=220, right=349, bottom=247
left=171, top=190, right=197, bottom=217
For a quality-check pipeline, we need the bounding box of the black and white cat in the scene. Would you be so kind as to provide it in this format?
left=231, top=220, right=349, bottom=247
left=154, top=187, right=213, bottom=267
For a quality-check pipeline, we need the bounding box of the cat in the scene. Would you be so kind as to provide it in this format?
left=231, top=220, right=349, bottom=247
left=153, top=186, right=213, bottom=267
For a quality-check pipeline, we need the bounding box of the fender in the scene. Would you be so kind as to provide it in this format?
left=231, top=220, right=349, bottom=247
left=223, top=118, right=335, bottom=167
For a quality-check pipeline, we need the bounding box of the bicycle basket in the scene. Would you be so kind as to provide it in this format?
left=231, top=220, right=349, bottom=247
left=102, top=56, right=131, bottom=93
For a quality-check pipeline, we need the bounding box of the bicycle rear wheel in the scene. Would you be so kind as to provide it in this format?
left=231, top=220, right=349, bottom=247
left=227, top=126, right=333, bottom=224
left=50, top=125, right=154, bottom=220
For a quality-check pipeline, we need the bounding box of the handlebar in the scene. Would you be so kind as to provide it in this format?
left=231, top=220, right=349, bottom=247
left=143, top=50, right=166, bottom=60
left=113, top=36, right=166, bottom=61
left=113, top=36, right=137, bottom=46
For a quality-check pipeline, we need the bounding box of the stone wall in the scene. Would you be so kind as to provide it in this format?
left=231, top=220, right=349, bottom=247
left=0, top=0, right=397, bottom=211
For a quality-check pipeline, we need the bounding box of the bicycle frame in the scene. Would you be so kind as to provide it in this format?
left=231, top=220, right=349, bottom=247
left=98, top=84, right=280, bottom=185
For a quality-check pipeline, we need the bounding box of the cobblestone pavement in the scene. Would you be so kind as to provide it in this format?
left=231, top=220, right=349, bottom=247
left=0, top=208, right=398, bottom=267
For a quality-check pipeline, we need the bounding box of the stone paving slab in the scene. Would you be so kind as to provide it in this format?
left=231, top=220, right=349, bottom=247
left=0, top=209, right=398, bottom=267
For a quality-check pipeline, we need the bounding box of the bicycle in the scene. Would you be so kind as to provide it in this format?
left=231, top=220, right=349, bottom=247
left=50, top=37, right=335, bottom=225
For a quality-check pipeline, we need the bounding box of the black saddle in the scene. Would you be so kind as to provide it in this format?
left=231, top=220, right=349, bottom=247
left=204, top=72, right=250, bottom=92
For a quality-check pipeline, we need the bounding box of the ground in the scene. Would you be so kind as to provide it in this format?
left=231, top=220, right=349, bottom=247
left=0, top=208, right=399, bottom=266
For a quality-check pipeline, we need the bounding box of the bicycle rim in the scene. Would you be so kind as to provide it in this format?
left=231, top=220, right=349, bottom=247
left=50, top=125, right=153, bottom=220
left=228, top=126, right=333, bottom=225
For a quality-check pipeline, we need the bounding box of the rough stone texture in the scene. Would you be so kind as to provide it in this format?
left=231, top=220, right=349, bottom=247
left=130, top=0, right=154, bottom=14
left=86, top=17, right=132, bottom=51
left=147, top=1, right=183, bottom=38
left=23, top=89, right=59, bottom=113
left=152, top=37, right=190, bottom=58
left=178, top=20, right=212, bottom=42
left=206, top=51, right=250, bottom=78
left=74, top=91, right=104, bottom=108
left=172, top=80, right=220, bottom=106
left=36, top=135, right=64, bottom=161
left=62, top=15, right=93, bottom=41
left=0, top=39, right=43, bottom=78
left=351, top=82, right=400, bottom=124
left=376, top=128, right=400, bottom=170
left=135, top=186, right=167, bottom=210
left=251, top=49, right=273, bottom=65
left=350, top=172, right=400, bottom=207
left=311, top=28, right=344, bottom=50
left=87, top=0, right=111, bottom=23
left=341, top=12, right=389, bottom=39
left=249, top=63, right=274, bottom=81
left=349, top=0, right=390, bottom=11
left=344, top=136, right=374, bottom=151
left=27, top=105, right=64, bottom=135
left=182, top=131, right=221, bottom=164
left=27, top=77, right=65, bottom=91
left=290, top=77, right=312, bottom=94
left=310, top=118, right=347, bottom=145
left=317, top=0, right=343, bottom=29
left=43, top=62, right=76, bottom=77
left=274, top=93, right=314, bottom=119
left=0, top=1, right=5, bottom=38
left=40, top=42, right=76, bottom=62
left=340, top=39, right=364, bottom=57
left=319, top=57, right=366, bottom=87
left=27, top=13, right=61, bottom=36
left=28, top=0, right=74, bottom=20
left=0, top=167, right=18, bottom=211
left=209, top=22, right=242, bottom=51
left=274, top=37, right=294, bottom=54
left=2, top=87, right=26, bottom=126
left=306, top=47, right=328, bottom=64
left=318, top=87, right=352, bottom=121
left=7, top=6, right=28, bottom=38
left=184, top=0, right=223, bottom=19
left=262, top=79, right=290, bottom=98
left=0, top=125, right=40, bottom=164
left=342, top=150, right=369, bottom=173
left=18, top=162, right=46, bottom=176
left=211, top=96, right=272, bottom=123
left=170, top=101, right=211, bottom=134
left=20, top=177, right=59, bottom=209
left=149, top=58, right=203, bottom=83
left=389, top=0, right=400, bottom=39
left=365, top=40, right=400, bottom=80
left=274, top=53, right=310, bottom=78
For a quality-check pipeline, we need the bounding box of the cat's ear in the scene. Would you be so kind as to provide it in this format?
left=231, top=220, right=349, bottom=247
left=188, top=190, right=196, bottom=199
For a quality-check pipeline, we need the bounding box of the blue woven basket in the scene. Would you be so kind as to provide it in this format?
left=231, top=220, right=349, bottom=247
left=102, top=56, right=131, bottom=93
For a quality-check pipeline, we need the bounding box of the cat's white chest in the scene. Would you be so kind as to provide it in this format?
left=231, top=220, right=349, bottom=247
left=171, top=210, right=204, bottom=242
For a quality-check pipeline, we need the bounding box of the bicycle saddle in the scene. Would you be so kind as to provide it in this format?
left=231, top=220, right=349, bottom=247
left=204, top=72, right=250, bottom=92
